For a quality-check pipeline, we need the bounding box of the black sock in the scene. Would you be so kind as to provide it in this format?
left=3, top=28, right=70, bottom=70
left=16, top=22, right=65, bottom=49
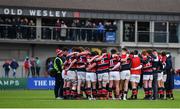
left=86, top=88, right=91, bottom=98
left=92, top=89, right=97, bottom=98
left=108, top=87, right=113, bottom=98
left=124, top=91, right=128, bottom=94
left=148, top=87, right=152, bottom=97
left=144, top=88, right=149, bottom=97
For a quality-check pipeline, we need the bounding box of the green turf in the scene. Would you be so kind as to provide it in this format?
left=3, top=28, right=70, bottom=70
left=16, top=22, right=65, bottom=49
left=0, top=90, right=179, bottom=108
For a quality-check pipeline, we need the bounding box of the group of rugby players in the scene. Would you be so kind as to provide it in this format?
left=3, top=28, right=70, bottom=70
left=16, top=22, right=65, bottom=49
left=59, top=47, right=174, bottom=100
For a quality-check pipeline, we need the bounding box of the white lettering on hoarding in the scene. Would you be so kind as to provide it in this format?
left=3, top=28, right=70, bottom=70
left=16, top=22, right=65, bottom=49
left=10, top=9, right=15, bottom=15
left=15, top=80, right=20, bottom=86
left=3, top=81, right=9, bottom=85
left=29, top=10, right=36, bottom=16
left=0, top=80, right=20, bottom=86
left=9, top=80, right=15, bottom=85
left=0, top=80, right=3, bottom=85
left=174, top=80, right=180, bottom=85
left=34, top=80, right=47, bottom=86
left=48, top=80, right=55, bottom=86
left=43, top=10, right=48, bottom=16
left=36, top=10, right=41, bottom=16
left=55, top=11, right=60, bottom=17
left=49, top=11, right=54, bottom=17
left=28, top=9, right=67, bottom=17
left=3, top=8, right=68, bottom=17
left=4, top=8, right=10, bottom=14
left=62, top=11, right=66, bottom=17
left=17, top=9, right=22, bottom=15
left=4, top=8, right=22, bottom=15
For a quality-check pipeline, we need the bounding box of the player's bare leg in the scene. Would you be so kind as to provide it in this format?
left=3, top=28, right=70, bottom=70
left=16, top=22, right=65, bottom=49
left=102, top=80, right=108, bottom=100
left=108, top=80, right=114, bottom=99
left=143, top=80, right=149, bottom=99
left=98, top=81, right=103, bottom=100
left=81, top=80, right=86, bottom=98
left=148, top=80, right=153, bottom=99
left=122, top=79, right=129, bottom=100
left=131, top=81, right=138, bottom=100
left=160, top=81, right=165, bottom=99
left=63, top=80, right=67, bottom=99
left=71, top=79, right=77, bottom=99
left=114, top=80, right=120, bottom=99
left=92, top=81, right=97, bottom=100
left=86, top=80, right=91, bottom=99
left=158, top=80, right=163, bottom=99
left=66, top=80, right=71, bottom=99
left=77, top=79, right=82, bottom=99
left=119, top=80, right=124, bottom=99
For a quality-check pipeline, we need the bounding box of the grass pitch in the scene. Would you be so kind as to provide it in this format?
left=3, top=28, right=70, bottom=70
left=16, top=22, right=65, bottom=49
left=0, top=90, right=179, bottom=108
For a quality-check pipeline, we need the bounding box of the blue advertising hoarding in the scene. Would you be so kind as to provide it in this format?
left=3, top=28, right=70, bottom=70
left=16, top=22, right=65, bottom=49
left=105, top=32, right=116, bottom=43
left=174, top=76, right=180, bottom=89
left=27, top=77, right=55, bottom=89
left=0, top=76, right=180, bottom=90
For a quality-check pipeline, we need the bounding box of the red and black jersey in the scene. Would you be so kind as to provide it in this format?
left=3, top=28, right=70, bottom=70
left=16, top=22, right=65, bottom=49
left=64, top=56, right=70, bottom=70
left=120, top=54, right=131, bottom=71
left=131, top=56, right=142, bottom=75
left=68, top=55, right=77, bottom=70
left=109, top=54, right=120, bottom=71
left=96, top=53, right=111, bottom=73
left=76, top=54, right=87, bottom=71
left=142, top=55, right=153, bottom=74
left=86, top=56, right=97, bottom=73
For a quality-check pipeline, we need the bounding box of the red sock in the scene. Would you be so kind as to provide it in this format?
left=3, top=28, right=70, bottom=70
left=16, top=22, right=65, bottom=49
left=92, top=89, right=97, bottom=98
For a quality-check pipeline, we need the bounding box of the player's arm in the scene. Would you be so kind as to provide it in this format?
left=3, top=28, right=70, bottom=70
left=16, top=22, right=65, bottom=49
left=67, top=52, right=78, bottom=57
left=64, top=60, right=68, bottom=65
left=111, top=62, right=120, bottom=71
left=95, top=53, right=106, bottom=61
left=65, top=59, right=77, bottom=71
left=86, top=63, right=96, bottom=71
left=78, top=63, right=87, bottom=68
left=143, top=64, right=152, bottom=69
left=77, top=51, right=90, bottom=56
left=88, top=55, right=99, bottom=63
left=131, top=65, right=142, bottom=70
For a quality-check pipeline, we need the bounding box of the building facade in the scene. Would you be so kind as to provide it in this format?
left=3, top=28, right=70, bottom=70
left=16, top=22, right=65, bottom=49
left=0, top=0, right=180, bottom=77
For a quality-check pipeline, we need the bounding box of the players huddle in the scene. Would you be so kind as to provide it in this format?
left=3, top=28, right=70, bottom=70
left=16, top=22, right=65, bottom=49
left=57, top=47, right=174, bottom=100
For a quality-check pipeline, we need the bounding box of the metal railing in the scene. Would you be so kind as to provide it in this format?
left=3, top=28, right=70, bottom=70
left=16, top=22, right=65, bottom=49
left=0, top=24, right=117, bottom=43
left=0, top=24, right=36, bottom=40
left=0, top=24, right=178, bottom=43
left=137, top=31, right=151, bottom=43
left=137, top=31, right=174, bottom=43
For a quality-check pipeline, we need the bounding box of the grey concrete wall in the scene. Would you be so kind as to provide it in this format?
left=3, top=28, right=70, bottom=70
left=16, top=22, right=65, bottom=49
left=0, top=43, right=31, bottom=78
left=33, top=44, right=58, bottom=74
left=0, top=43, right=58, bottom=78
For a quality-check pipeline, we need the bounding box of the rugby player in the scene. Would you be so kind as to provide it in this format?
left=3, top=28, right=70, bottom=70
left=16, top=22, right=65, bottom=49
left=120, top=48, right=131, bottom=100
left=86, top=51, right=99, bottom=100
left=95, top=48, right=111, bottom=100
left=142, top=50, right=153, bottom=100
left=109, top=49, right=120, bottom=99
left=65, top=48, right=78, bottom=99
left=129, top=50, right=142, bottom=100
